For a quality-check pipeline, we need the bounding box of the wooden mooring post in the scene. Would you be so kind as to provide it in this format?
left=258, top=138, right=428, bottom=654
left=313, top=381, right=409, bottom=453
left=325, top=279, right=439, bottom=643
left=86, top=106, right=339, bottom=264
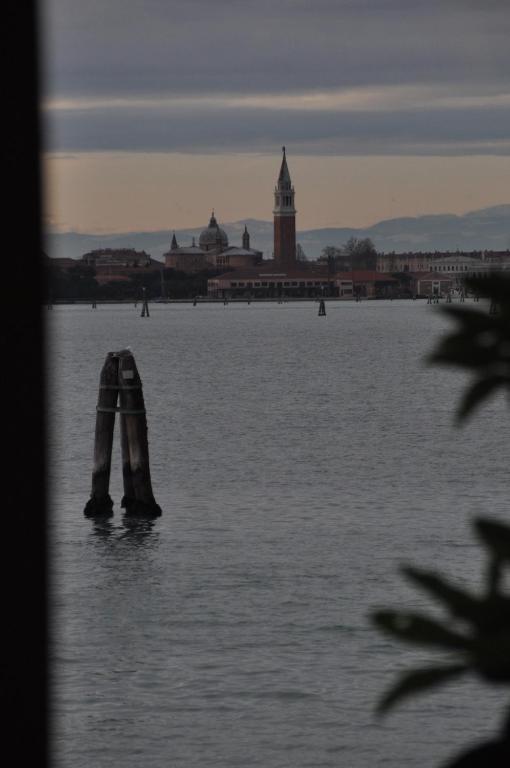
left=84, top=349, right=162, bottom=518
left=118, top=351, right=161, bottom=515
left=318, top=299, right=326, bottom=316
left=84, top=352, right=118, bottom=516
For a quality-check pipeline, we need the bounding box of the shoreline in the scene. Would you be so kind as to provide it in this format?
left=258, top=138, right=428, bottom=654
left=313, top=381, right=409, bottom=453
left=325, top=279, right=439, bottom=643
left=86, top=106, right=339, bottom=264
left=45, top=296, right=429, bottom=306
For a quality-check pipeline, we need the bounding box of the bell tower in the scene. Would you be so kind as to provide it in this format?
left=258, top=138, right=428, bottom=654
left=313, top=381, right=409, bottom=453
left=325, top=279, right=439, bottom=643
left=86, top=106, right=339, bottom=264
left=242, top=225, right=250, bottom=250
left=273, top=146, right=296, bottom=265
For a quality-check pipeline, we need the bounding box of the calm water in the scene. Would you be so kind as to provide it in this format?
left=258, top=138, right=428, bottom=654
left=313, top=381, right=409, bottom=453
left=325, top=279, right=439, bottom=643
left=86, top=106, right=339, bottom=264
left=48, top=300, right=509, bottom=768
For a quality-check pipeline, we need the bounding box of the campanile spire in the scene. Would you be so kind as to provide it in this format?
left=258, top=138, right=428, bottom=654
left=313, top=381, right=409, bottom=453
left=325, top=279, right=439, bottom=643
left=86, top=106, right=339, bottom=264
left=273, top=146, right=296, bottom=265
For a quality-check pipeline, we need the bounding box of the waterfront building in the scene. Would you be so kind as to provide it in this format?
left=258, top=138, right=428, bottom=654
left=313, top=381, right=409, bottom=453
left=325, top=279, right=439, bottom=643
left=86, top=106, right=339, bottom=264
left=430, top=255, right=488, bottom=275
left=207, top=267, right=397, bottom=299
left=165, top=214, right=262, bottom=274
left=376, top=250, right=510, bottom=275
left=334, top=271, right=398, bottom=298
left=208, top=265, right=330, bottom=298
left=410, top=272, right=455, bottom=297
left=482, top=250, right=510, bottom=268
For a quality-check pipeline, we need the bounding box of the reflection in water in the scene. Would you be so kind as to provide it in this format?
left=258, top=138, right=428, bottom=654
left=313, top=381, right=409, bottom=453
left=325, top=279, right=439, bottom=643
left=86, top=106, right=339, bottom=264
left=90, top=518, right=115, bottom=539
left=119, top=514, right=158, bottom=545
left=87, top=514, right=159, bottom=550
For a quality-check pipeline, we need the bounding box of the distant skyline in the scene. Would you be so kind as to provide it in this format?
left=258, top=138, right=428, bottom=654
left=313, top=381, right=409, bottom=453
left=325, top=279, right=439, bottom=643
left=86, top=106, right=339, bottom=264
left=41, top=1, right=510, bottom=234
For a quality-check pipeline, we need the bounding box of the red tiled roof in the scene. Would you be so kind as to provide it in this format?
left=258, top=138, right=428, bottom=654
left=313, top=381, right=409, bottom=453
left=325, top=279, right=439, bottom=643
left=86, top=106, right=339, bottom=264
left=335, top=270, right=397, bottom=282
left=95, top=274, right=133, bottom=285
left=211, top=263, right=331, bottom=281
left=47, top=257, right=79, bottom=268
left=415, top=271, right=455, bottom=280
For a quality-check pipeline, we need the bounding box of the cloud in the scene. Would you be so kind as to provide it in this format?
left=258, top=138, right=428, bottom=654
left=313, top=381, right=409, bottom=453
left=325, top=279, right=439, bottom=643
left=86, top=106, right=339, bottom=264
left=42, top=98, right=510, bottom=156
left=41, top=1, right=510, bottom=156
left=42, top=0, right=510, bottom=99
left=42, top=84, right=510, bottom=114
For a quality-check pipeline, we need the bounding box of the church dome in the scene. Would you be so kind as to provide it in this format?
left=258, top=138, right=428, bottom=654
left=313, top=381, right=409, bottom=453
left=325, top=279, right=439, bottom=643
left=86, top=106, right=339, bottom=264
left=199, top=212, right=229, bottom=251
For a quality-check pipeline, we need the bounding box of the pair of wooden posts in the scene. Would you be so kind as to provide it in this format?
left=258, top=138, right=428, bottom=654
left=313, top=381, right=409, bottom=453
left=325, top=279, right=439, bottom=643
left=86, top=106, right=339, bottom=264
left=84, top=349, right=161, bottom=518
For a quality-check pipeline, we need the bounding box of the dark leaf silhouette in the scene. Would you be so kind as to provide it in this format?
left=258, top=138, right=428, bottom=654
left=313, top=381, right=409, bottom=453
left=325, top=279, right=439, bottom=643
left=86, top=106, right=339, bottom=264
left=373, top=611, right=470, bottom=650
left=427, top=275, right=510, bottom=420
left=472, top=629, right=510, bottom=682
left=429, top=335, right=495, bottom=370
left=401, top=567, right=487, bottom=625
left=377, top=664, right=468, bottom=715
left=475, top=518, right=510, bottom=562
left=442, top=737, right=510, bottom=767
left=463, top=274, right=510, bottom=306
left=403, top=564, right=510, bottom=634
left=455, top=376, right=508, bottom=422
left=370, top=274, right=510, bottom=765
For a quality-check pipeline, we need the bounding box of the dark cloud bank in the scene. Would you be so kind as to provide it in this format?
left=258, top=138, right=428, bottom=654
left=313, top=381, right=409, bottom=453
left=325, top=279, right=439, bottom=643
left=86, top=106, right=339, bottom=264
left=42, top=0, right=510, bottom=156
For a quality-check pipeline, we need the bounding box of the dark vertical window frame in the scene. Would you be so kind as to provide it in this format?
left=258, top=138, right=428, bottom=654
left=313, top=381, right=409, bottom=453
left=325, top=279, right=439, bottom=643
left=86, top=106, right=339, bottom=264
left=1, top=2, right=47, bottom=766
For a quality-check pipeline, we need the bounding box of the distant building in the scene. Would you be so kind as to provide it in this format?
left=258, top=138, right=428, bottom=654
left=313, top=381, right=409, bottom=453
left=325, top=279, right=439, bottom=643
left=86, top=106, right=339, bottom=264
left=208, top=151, right=402, bottom=298
left=208, top=264, right=331, bottom=298
left=45, top=255, right=78, bottom=270
left=376, top=251, right=510, bottom=275
left=432, top=255, right=489, bottom=276
left=80, top=248, right=164, bottom=285
left=334, top=271, right=398, bottom=298
left=208, top=265, right=397, bottom=299
left=164, top=213, right=262, bottom=274
left=409, top=272, right=455, bottom=297
left=82, top=248, right=155, bottom=268
left=482, top=250, right=510, bottom=266
left=273, top=146, right=297, bottom=266
left=164, top=237, right=209, bottom=273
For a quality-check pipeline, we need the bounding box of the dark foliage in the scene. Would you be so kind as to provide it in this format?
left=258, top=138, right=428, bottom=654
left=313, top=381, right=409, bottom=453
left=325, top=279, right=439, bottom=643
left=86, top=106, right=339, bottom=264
left=46, top=263, right=99, bottom=300
left=371, top=275, right=510, bottom=767
left=429, top=275, right=510, bottom=422
left=45, top=262, right=217, bottom=300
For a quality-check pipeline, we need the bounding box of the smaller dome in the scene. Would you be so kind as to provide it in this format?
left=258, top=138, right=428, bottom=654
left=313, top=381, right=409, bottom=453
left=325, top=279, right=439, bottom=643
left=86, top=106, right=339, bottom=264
left=199, top=211, right=229, bottom=251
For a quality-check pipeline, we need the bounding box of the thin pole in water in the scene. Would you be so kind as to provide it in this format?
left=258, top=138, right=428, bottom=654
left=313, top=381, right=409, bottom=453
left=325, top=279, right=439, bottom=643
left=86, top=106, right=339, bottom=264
left=141, top=286, right=150, bottom=317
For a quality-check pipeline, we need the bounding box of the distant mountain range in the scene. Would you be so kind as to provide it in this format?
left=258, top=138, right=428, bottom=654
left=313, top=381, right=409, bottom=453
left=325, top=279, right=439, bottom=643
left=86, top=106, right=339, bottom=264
left=45, top=205, right=510, bottom=262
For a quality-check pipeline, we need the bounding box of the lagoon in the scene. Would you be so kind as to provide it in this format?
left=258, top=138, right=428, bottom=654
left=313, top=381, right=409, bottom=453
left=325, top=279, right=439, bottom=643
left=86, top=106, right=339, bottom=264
left=48, top=300, right=507, bottom=767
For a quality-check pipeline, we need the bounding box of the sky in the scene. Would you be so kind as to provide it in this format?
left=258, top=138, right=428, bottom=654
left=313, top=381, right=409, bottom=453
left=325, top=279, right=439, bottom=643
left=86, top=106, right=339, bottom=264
left=41, top=0, right=510, bottom=233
